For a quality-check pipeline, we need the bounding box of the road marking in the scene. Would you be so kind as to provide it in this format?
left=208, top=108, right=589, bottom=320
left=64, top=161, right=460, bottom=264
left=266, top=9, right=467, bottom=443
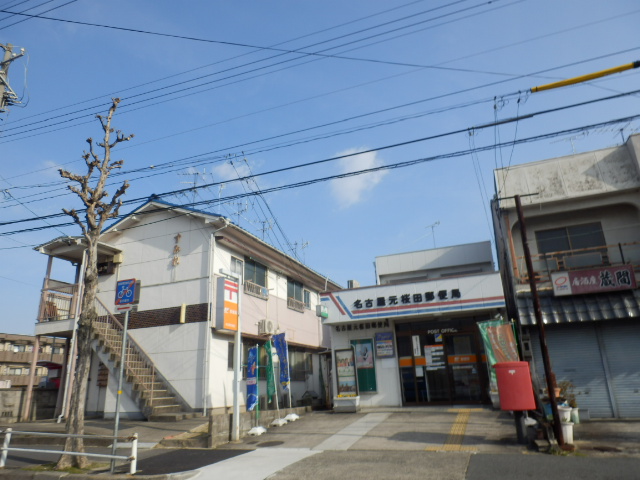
left=313, top=412, right=390, bottom=451
left=425, top=408, right=478, bottom=452
left=193, top=447, right=319, bottom=480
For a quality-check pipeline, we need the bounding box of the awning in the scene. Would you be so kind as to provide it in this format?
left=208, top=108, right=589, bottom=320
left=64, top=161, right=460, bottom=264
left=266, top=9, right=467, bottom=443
left=516, top=289, right=640, bottom=325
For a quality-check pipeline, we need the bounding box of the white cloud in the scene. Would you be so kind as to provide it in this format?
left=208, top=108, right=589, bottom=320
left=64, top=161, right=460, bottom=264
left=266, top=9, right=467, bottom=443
left=330, top=148, right=387, bottom=208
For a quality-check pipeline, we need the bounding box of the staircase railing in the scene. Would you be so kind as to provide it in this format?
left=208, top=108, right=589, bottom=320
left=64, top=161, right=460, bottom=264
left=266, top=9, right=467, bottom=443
left=93, top=299, right=158, bottom=406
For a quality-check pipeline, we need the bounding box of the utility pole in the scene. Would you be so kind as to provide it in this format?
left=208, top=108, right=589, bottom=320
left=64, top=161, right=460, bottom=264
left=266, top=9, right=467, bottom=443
left=514, top=194, right=564, bottom=447
left=0, top=43, right=25, bottom=113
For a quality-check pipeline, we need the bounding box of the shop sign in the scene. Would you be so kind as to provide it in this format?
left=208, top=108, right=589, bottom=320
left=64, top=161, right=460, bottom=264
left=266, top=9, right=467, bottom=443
left=551, top=265, right=636, bottom=296
left=353, top=289, right=461, bottom=309
left=375, top=332, right=395, bottom=358
left=334, top=319, right=389, bottom=332
left=215, top=277, right=239, bottom=331
left=425, top=344, right=445, bottom=371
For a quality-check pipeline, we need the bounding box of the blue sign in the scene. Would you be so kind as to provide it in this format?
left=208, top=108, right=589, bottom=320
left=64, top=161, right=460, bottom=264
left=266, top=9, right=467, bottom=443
left=115, top=278, right=137, bottom=306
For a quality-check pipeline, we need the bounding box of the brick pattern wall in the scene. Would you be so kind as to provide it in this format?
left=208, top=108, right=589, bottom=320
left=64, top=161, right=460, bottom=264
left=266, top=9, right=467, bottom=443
left=120, top=303, right=208, bottom=330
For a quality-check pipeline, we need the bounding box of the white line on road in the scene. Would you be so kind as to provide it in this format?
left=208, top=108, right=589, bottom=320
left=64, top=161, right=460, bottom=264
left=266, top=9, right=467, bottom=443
left=312, top=412, right=391, bottom=451
left=191, top=447, right=320, bottom=480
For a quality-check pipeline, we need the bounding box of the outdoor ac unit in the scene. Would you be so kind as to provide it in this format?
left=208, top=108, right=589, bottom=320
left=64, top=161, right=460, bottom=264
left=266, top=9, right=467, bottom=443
left=258, top=319, right=275, bottom=335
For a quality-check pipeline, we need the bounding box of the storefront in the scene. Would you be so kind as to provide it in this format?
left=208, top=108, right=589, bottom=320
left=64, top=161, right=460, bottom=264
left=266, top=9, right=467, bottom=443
left=321, top=272, right=506, bottom=408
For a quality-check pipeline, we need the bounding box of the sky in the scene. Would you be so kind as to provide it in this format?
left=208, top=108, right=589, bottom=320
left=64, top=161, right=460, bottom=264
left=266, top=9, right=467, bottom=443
left=1, top=0, right=639, bottom=335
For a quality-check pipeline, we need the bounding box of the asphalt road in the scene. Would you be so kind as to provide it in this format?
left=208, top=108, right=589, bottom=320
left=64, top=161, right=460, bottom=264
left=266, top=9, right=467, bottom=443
left=2, top=409, right=639, bottom=479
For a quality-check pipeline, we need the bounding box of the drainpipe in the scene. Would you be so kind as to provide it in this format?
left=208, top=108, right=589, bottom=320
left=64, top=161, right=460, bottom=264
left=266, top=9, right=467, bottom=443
left=203, top=218, right=230, bottom=415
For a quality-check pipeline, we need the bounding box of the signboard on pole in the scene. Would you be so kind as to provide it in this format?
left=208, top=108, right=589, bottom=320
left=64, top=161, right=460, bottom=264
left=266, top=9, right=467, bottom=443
left=215, top=277, right=239, bottom=331
left=115, top=278, right=137, bottom=312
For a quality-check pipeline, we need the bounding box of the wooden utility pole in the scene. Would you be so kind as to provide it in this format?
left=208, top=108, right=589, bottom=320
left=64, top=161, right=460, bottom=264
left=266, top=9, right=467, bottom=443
left=514, top=194, right=564, bottom=446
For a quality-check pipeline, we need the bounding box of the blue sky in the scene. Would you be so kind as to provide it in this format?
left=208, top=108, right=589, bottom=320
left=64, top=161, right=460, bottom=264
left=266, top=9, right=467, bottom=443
left=1, top=0, right=639, bottom=334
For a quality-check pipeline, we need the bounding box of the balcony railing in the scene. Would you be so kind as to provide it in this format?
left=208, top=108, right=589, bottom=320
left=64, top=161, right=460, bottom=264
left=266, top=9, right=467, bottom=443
left=287, top=297, right=306, bottom=313
left=37, top=280, right=79, bottom=323
left=514, top=241, right=640, bottom=285
left=244, top=280, right=269, bottom=300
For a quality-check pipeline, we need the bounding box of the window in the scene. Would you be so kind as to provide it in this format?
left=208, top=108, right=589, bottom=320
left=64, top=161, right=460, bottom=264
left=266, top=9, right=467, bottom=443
left=231, top=257, right=243, bottom=278
left=304, top=289, right=311, bottom=309
left=287, top=278, right=303, bottom=302
left=289, top=349, right=312, bottom=381
left=8, top=367, right=24, bottom=375
left=228, top=342, right=235, bottom=370
left=536, top=223, right=606, bottom=255
left=52, top=347, right=63, bottom=355
left=12, top=345, right=25, bottom=353
left=244, top=258, right=267, bottom=288
left=287, top=278, right=305, bottom=312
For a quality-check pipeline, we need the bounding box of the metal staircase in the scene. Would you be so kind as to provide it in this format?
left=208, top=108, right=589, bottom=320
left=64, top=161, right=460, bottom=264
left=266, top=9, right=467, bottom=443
left=92, top=299, right=192, bottom=420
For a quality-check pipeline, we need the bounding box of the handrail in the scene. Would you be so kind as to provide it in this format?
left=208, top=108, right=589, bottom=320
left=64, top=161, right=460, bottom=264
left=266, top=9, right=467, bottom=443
left=0, top=428, right=138, bottom=474
left=513, top=241, right=640, bottom=284
left=93, top=298, right=188, bottom=413
left=94, top=299, right=158, bottom=399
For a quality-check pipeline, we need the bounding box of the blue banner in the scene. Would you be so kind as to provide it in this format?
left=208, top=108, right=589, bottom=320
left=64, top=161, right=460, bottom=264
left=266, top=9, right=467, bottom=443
left=246, top=346, right=258, bottom=412
left=272, top=332, right=290, bottom=392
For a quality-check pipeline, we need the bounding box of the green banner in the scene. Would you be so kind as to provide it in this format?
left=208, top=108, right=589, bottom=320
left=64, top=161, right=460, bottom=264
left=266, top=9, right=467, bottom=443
left=477, top=320, right=519, bottom=391
left=265, top=340, right=276, bottom=401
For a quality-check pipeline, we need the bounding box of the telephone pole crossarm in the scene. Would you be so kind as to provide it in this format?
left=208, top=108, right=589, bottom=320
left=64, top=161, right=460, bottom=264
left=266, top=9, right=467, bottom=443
left=0, top=43, right=25, bottom=113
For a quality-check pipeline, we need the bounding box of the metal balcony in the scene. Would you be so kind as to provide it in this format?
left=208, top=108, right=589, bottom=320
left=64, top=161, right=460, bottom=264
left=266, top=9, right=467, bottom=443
left=513, top=241, right=640, bottom=285
left=287, top=297, right=306, bottom=313
left=37, top=280, right=79, bottom=323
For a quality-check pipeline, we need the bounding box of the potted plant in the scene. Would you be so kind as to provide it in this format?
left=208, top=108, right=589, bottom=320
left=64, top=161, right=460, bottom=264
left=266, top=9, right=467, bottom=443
left=558, top=380, right=579, bottom=423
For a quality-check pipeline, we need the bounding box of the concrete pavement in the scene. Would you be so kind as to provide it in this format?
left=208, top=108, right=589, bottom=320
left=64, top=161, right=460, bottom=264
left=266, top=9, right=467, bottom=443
left=0, top=407, right=638, bottom=479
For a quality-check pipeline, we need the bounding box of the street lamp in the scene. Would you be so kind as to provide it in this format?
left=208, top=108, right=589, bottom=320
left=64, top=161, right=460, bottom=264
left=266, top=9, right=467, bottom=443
left=220, top=268, right=242, bottom=442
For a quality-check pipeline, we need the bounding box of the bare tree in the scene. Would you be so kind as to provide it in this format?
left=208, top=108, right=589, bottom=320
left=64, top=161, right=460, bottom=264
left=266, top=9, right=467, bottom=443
left=56, top=98, right=133, bottom=470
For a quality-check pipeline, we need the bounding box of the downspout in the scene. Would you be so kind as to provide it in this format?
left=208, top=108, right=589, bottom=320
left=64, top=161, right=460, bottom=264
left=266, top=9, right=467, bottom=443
left=203, top=218, right=230, bottom=415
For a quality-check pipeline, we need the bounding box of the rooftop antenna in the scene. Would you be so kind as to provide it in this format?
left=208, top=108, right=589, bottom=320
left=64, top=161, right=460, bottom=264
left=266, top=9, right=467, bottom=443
left=426, top=221, right=440, bottom=249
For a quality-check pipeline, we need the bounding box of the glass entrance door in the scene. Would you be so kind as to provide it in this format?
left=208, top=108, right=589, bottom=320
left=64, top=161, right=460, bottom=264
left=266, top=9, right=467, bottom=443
left=397, top=328, right=486, bottom=405
left=445, top=334, right=483, bottom=402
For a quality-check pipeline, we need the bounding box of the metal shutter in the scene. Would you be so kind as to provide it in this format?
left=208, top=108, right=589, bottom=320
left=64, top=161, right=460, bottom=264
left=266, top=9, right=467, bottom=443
left=529, top=323, right=614, bottom=418
left=599, top=321, right=640, bottom=418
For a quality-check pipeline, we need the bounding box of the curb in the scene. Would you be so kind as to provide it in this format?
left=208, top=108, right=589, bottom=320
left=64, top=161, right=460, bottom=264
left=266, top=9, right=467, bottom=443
left=0, top=467, right=199, bottom=480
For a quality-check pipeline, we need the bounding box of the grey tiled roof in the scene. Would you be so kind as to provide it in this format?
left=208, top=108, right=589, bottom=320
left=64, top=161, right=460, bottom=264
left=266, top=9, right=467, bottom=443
left=516, top=289, right=640, bottom=325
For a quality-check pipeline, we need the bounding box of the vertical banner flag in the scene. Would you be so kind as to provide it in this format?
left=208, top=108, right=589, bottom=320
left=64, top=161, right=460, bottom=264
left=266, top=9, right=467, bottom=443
left=265, top=340, right=276, bottom=401
left=246, top=346, right=258, bottom=412
left=478, top=320, right=519, bottom=391
left=272, top=332, right=290, bottom=392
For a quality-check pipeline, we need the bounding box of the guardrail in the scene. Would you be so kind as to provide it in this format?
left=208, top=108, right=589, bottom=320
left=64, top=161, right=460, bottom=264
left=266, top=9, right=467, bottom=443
left=0, top=428, right=138, bottom=474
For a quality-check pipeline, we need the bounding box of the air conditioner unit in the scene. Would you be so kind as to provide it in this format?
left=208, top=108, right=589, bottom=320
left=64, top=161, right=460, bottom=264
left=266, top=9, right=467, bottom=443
left=258, top=319, right=275, bottom=335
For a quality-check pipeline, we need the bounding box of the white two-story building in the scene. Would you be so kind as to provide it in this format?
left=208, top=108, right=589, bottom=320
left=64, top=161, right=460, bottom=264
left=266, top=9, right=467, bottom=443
left=31, top=198, right=341, bottom=420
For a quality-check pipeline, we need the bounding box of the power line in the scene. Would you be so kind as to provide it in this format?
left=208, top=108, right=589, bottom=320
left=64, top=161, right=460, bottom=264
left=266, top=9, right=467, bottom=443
left=3, top=112, right=639, bottom=240
left=0, top=0, right=512, bottom=140
left=0, top=98, right=640, bottom=231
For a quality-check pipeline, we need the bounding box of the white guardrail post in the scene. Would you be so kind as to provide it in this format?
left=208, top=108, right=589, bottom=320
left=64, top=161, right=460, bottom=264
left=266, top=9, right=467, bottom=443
left=0, top=428, right=11, bottom=467
left=129, top=433, right=138, bottom=474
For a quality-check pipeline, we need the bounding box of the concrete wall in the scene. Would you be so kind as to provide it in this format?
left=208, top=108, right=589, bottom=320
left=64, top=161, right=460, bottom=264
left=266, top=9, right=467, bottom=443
left=0, top=388, right=58, bottom=423
left=376, top=241, right=495, bottom=285
left=129, top=322, right=206, bottom=410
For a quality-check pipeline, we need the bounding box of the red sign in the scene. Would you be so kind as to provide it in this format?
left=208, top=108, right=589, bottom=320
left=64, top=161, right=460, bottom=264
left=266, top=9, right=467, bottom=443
left=552, top=265, right=636, bottom=296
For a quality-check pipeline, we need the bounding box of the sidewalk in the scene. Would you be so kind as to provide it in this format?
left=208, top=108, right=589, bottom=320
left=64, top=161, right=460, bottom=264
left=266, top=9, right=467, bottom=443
left=0, top=408, right=638, bottom=479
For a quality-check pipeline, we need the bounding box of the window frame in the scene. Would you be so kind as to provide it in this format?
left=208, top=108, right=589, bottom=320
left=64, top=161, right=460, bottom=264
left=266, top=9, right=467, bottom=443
left=244, top=258, right=268, bottom=288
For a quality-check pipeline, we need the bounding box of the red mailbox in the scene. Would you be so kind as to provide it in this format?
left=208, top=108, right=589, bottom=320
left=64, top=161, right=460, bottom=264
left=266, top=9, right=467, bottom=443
left=494, top=361, right=536, bottom=411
